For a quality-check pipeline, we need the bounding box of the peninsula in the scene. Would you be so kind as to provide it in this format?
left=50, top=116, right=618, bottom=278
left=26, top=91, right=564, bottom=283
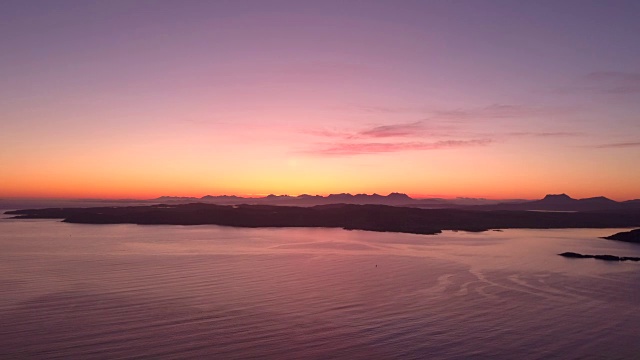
left=6, top=203, right=640, bottom=235
left=602, top=228, right=640, bottom=244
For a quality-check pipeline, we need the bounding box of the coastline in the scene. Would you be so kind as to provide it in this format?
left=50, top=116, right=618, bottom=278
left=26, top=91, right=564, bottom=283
left=6, top=203, right=640, bottom=236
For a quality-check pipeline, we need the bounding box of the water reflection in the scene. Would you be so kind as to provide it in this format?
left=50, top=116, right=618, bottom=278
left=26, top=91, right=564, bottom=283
left=0, top=220, right=639, bottom=359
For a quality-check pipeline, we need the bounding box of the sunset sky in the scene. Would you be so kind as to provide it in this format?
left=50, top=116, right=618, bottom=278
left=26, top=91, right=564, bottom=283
left=2, top=0, right=639, bottom=200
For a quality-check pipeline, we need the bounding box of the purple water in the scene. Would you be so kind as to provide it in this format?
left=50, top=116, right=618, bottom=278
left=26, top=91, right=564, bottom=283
left=1, top=218, right=639, bottom=359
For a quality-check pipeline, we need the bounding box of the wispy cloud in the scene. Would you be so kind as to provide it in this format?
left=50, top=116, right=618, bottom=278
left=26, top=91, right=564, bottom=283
left=305, top=139, right=492, bottom=156
left=307, top=121, right=457, bottom=141
left=344, top=103, right=569, bottom=121
left=359, top=121, right=424, bottom=138
left=335, top=104, right=427, bottom=114
left=306, top=121, right=430, bottom=140
left=594, top=141, right=640, bottom=149
left=557, top=72, right=640, bottom=95
left=356, top=106, right=415, bottom=114
left=432, top=104, right=565, bottom=121
left=217, top=62, right=373, bottom=88
left=301, top=103, right=576, bottom=156
left=506, top=131, right=582, bottom=138
left=303, top=128, right=354, bottom=139
left=584, top=72, right=640, bottom=95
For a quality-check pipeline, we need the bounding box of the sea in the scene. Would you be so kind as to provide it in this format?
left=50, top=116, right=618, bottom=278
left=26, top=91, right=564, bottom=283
left=1, top=215, right=639, bottom=359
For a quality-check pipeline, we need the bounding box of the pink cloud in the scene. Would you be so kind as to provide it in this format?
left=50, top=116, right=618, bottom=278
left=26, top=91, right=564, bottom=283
left=358, top=121, right=424, bottom=138
left=306, top=121, right=457, bottom=141
left=432, top=104, right=565, bottom=121
left=594, top=141, right=640, bottom=149
left=584, top=72, right=640, bottom=94
left=306, top=139, right=492, bottom=156
left=506, top=131, right=582, bottom=137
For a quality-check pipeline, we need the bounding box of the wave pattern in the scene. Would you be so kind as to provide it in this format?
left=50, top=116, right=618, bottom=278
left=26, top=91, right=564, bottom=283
left=1, top=221, right=639, bottom=359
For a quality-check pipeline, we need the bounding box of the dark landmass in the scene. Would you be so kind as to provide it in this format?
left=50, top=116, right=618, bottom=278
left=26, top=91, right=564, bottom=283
left=469, top=193, right=640, bottom=212
left=3, top=193, right=639, bottom=212
left=0, top=198, right=152, bottom=211
left=6, top=203, right=640, bottom=235
left=154, top=192, right=514, bottom=208
left=602, top=228, right=640, bottom=243
left=0, top=193, right=518, bottom=211
left=558, top=252, right=640, bottom=262
left=154, top=192, right=640, bottom=211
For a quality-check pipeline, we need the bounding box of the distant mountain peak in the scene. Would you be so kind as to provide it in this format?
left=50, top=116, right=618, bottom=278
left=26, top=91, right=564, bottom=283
left=297, top=194, right=321, bottom=199
left=580, top=196, right=616, bottom=204
left=585, top=196, right=613, bottom=201
left=155, top=196, right=197, bottom=200
left=201, top=195, right=239, bottom=199
left=542, top=193, right=574, bottom=201
left=387, top=192, right=412, bottom=199
left=327, top=193, right=354, bottom=198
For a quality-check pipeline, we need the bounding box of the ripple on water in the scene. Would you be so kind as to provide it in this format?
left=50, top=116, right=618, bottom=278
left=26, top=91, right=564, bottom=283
left=0, top=222, right=639, bottom=359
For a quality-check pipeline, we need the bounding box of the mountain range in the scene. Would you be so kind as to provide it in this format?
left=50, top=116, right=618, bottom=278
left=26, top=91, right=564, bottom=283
left=3, top=193, right=639, bottom=213
left=151, top=192, right=640, bottom=212
left=469, top=193, right=640, bottom=212
left=154, top=192, right=513, bottom=207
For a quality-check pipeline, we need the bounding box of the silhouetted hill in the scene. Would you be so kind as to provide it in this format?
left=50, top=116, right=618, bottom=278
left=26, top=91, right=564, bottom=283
left=7, top=203, right=640, bottom=235
left=540, top=193, right=574, bottom=204
left=154, top=192, right=423, bottom=206
left=469, top=194, right=639, bottom=212
left=4, top=193, right=637, bottom=212
left=149, top=193, right=640, bottom=211
left=603, top=229, right=640, bottom=243
left=528, top=194, right=619, bottom=211
left=201, top=195, right=245, bottom=201
left=156, top=196, right=199, bottom=201
left=151, top=192, right=514, bottom=208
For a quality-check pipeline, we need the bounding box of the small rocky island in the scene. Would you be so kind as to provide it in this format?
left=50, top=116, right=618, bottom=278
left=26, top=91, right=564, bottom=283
left=559, top=252, right=640, bottom=262
left=558, top=229, right=640, bottom=263
left=602, top=228, right=640, bottom=244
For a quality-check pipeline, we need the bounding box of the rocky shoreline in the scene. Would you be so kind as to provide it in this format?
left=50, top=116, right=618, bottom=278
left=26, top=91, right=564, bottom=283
left=602, top=228, right=640, bottom=243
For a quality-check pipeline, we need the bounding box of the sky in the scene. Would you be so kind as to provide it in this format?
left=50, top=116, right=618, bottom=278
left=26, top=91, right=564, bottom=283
left=1, top=0, right=640, bottom=200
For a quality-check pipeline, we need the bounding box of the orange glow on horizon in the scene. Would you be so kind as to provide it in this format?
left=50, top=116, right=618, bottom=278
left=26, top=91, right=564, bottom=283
left=2, top=2, right=640, bottom=206
left=2, top=182, right=638, bottom=202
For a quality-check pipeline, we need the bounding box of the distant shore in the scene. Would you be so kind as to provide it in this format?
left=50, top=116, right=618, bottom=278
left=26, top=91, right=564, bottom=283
left=6, top=203, right=640, bottom=236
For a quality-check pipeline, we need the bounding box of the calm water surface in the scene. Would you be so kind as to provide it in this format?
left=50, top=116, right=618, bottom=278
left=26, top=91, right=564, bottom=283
left=1, top=217, right=639, bottom=359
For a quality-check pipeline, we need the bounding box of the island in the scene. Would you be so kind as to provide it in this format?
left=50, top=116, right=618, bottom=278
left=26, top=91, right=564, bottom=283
left=6, top=203, right=640, bottom=235
left=602, top=228, right=640, bottom=244
left=558, top=252, right=640, bottom=262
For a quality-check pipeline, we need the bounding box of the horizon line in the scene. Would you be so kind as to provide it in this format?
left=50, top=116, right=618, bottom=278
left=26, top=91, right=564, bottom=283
left=1, top=192, right=638, bottom=202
